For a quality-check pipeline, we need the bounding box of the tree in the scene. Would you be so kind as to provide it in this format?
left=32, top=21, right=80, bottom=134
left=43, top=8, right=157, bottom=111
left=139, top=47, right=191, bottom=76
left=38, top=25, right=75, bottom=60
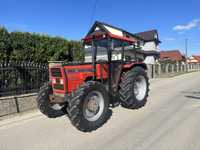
left=0, top=27, right=10, bottom=61
left=0, top=26, right=84, bottom=63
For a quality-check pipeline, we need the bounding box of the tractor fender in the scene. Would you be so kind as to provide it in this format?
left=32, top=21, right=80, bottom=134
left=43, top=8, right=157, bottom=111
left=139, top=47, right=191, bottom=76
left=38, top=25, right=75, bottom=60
left=122, top=62, right=147, bottom=73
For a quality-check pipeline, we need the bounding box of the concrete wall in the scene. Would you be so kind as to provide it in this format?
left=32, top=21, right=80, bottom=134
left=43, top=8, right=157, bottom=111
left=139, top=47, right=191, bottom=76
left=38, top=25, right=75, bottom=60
left=147, top=63, right=200, bottom=78
left=0, top=93, right=37, bottom=117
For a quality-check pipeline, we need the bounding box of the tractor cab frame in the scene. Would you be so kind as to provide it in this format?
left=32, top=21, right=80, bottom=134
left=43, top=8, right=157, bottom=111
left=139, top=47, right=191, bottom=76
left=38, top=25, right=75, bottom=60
left=83, top=31, right=146, bottom=97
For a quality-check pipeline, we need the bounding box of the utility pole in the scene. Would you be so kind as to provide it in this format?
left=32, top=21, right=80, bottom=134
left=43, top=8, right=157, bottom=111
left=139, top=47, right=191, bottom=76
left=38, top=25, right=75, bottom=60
left=185, top=38, right=188, bottom=72
left=185, top=38, right=188, bottom=59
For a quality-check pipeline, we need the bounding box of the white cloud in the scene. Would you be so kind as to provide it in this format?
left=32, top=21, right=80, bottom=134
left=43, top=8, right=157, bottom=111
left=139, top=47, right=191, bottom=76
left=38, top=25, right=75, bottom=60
left=163, top=38, right=175, bottom=41
left=173, top=19, right=200, bottom=31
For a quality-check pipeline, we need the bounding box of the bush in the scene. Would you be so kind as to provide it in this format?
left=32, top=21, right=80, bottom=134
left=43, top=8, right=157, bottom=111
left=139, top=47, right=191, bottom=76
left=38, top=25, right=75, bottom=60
left=0, top=26, right=84, bottom=63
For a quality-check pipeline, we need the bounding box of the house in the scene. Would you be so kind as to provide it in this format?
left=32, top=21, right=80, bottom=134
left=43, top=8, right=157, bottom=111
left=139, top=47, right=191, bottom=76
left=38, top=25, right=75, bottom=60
left=134, top=30, right=161, bottom=64
left=84, top=21, right=160, bottom=64
left=187, top=55, right=200, bottom=63
left=134, top=30, right=161, bottom=51
left=159, top=50, right=185, bottom=63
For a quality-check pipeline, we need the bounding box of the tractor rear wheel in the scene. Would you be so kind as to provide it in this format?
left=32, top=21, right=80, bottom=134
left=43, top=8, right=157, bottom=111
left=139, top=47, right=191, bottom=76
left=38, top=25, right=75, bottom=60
left=36, top=82, right=65, bottom=118
left=119, top=67, right=149, bottom=109
left=67, top=81, right=110, bottom=132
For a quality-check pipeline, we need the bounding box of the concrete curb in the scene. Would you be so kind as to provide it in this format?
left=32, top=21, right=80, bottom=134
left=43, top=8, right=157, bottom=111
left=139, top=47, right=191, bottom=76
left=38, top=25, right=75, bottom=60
left=0, top=93, right=38, bottom=117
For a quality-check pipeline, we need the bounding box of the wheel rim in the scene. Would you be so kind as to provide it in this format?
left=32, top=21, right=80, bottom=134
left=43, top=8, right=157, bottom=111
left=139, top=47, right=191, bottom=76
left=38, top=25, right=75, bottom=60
left=133, top=75, right=147, bottom=101
left=83, top=91, right=104, bottom=122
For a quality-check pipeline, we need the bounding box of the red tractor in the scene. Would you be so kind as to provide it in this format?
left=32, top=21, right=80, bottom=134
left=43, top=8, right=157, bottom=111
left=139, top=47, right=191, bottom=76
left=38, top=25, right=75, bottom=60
left=36, top=29, right=149, bottom=132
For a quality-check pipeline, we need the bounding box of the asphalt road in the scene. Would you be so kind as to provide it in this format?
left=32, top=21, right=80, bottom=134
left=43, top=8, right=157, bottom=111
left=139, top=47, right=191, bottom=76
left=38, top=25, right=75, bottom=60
left=0, top=72, right=200, bottom=150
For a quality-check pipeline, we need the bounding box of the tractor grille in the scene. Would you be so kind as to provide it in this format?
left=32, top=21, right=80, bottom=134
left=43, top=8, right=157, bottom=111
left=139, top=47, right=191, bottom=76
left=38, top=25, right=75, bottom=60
left=53, top=84, right=64, bottom=90
left=51, top=68, right=62, bottom=77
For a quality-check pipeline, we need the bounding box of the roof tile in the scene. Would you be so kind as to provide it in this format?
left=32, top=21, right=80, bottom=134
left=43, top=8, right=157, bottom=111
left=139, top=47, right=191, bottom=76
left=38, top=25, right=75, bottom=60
left=160, top=50, right=183, bottom=61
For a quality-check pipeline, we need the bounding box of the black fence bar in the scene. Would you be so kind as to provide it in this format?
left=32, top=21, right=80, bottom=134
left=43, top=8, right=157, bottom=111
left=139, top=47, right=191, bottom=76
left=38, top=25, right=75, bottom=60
left=0, top=61, right=48, bottom=97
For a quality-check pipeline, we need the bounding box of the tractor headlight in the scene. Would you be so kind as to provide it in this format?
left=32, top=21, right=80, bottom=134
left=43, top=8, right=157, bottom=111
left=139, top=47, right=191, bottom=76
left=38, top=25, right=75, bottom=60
left=60, top=79, right=64, bottom=85
left=52, top=78, right=56, bottom=84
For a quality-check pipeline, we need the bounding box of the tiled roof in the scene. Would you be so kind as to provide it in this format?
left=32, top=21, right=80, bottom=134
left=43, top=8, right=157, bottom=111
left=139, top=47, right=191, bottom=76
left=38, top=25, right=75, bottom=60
left=87, top=21, right=161, bottom=43
left=160, top=50, right=183, bottom=61
left=87, top=21, right=141, bottom=39
left=193, top=55, right=200, bottom=62
left=134, top=30, right=158, bottom=42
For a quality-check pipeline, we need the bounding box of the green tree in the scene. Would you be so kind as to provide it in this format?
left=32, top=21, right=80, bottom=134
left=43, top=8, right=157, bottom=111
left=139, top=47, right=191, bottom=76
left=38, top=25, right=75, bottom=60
left=9, top=31, right=35, bottom=61
left=0, top=26, right=84, bottom=63
left=0, top=27, right=10, bottom=61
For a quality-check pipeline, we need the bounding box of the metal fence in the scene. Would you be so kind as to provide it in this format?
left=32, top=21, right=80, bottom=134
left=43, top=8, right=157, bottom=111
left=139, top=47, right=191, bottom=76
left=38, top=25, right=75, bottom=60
left=0, top=61, right=48, bottom=97
left=1, top=61, right=200, bottom=97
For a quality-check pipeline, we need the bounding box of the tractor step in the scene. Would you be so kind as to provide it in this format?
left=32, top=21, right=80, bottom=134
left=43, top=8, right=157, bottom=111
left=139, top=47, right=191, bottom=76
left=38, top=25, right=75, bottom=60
left=110, top=101, right=120, bottom=108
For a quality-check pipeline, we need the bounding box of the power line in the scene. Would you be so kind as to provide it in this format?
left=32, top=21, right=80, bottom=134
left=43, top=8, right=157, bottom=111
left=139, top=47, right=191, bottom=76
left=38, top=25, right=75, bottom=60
left=89, top=0, right=99, bottom=28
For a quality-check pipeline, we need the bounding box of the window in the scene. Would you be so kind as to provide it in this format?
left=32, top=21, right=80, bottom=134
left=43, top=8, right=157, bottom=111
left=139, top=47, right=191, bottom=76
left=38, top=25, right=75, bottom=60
left=111, top=39, right=132, bottom=61
left=84, top=39, right=109, bottom=62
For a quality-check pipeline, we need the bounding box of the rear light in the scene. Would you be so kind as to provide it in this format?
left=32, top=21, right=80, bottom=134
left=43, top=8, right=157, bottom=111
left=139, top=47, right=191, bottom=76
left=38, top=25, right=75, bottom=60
left=60, top=79, right=64, bottom=85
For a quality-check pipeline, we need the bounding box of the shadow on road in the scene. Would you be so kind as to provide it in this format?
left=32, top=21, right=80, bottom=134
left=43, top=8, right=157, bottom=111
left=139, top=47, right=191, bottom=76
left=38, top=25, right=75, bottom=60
left=183, top=90, right=200, bottom=100
left=47, top=109, right=66, bottom=118
left=185, top=95, right=200, bottom=100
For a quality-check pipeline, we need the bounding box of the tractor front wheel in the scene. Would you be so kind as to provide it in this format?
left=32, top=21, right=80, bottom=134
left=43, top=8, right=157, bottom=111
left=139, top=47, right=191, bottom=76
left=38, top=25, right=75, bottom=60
left=67, top=81, right=110, bottom=132
left=36, top=82, right=65, bottom=118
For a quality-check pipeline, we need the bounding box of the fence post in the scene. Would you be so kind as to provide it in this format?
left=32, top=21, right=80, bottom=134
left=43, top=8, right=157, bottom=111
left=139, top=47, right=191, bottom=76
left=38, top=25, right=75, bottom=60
left=171, top=64, right=174, bottom=74
left=158, top=64, right=161, bottom=76
left=165, top=64, right=169, bottom=74
left=14, top=97, right=20, bottom=113
left=184, top=64, right=186, bottom=72
left=152, top=64, right=156, bottom=78
left=181, top=64, right=184, bottom=72
left=176, top=63, right=179, bottom=73
left=186, top=64, right=188, bottom=72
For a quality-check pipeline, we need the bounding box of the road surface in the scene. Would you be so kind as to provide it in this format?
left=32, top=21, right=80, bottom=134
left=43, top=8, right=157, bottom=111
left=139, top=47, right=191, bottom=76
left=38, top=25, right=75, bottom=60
left=0, top=72, right=200, bottom=150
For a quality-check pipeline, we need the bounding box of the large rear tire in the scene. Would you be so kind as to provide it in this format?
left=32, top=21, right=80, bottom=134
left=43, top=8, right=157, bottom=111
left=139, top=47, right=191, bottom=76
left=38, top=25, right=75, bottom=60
left=67, top=81, right=110, bottom=132
left=36, top=82, right=65, bottom=118
left=119, top=67, right=149, bottom=109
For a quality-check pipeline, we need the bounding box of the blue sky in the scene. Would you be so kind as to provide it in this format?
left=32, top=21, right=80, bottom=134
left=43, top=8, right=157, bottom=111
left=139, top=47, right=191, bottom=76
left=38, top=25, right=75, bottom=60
left=0, top=0, right=199, bottom=55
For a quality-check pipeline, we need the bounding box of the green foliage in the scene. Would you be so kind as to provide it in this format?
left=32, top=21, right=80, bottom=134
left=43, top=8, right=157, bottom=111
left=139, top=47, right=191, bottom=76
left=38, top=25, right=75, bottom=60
left=0, top=27, right=11, bottom=61
left=0, top=26, right=84, bottom=63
